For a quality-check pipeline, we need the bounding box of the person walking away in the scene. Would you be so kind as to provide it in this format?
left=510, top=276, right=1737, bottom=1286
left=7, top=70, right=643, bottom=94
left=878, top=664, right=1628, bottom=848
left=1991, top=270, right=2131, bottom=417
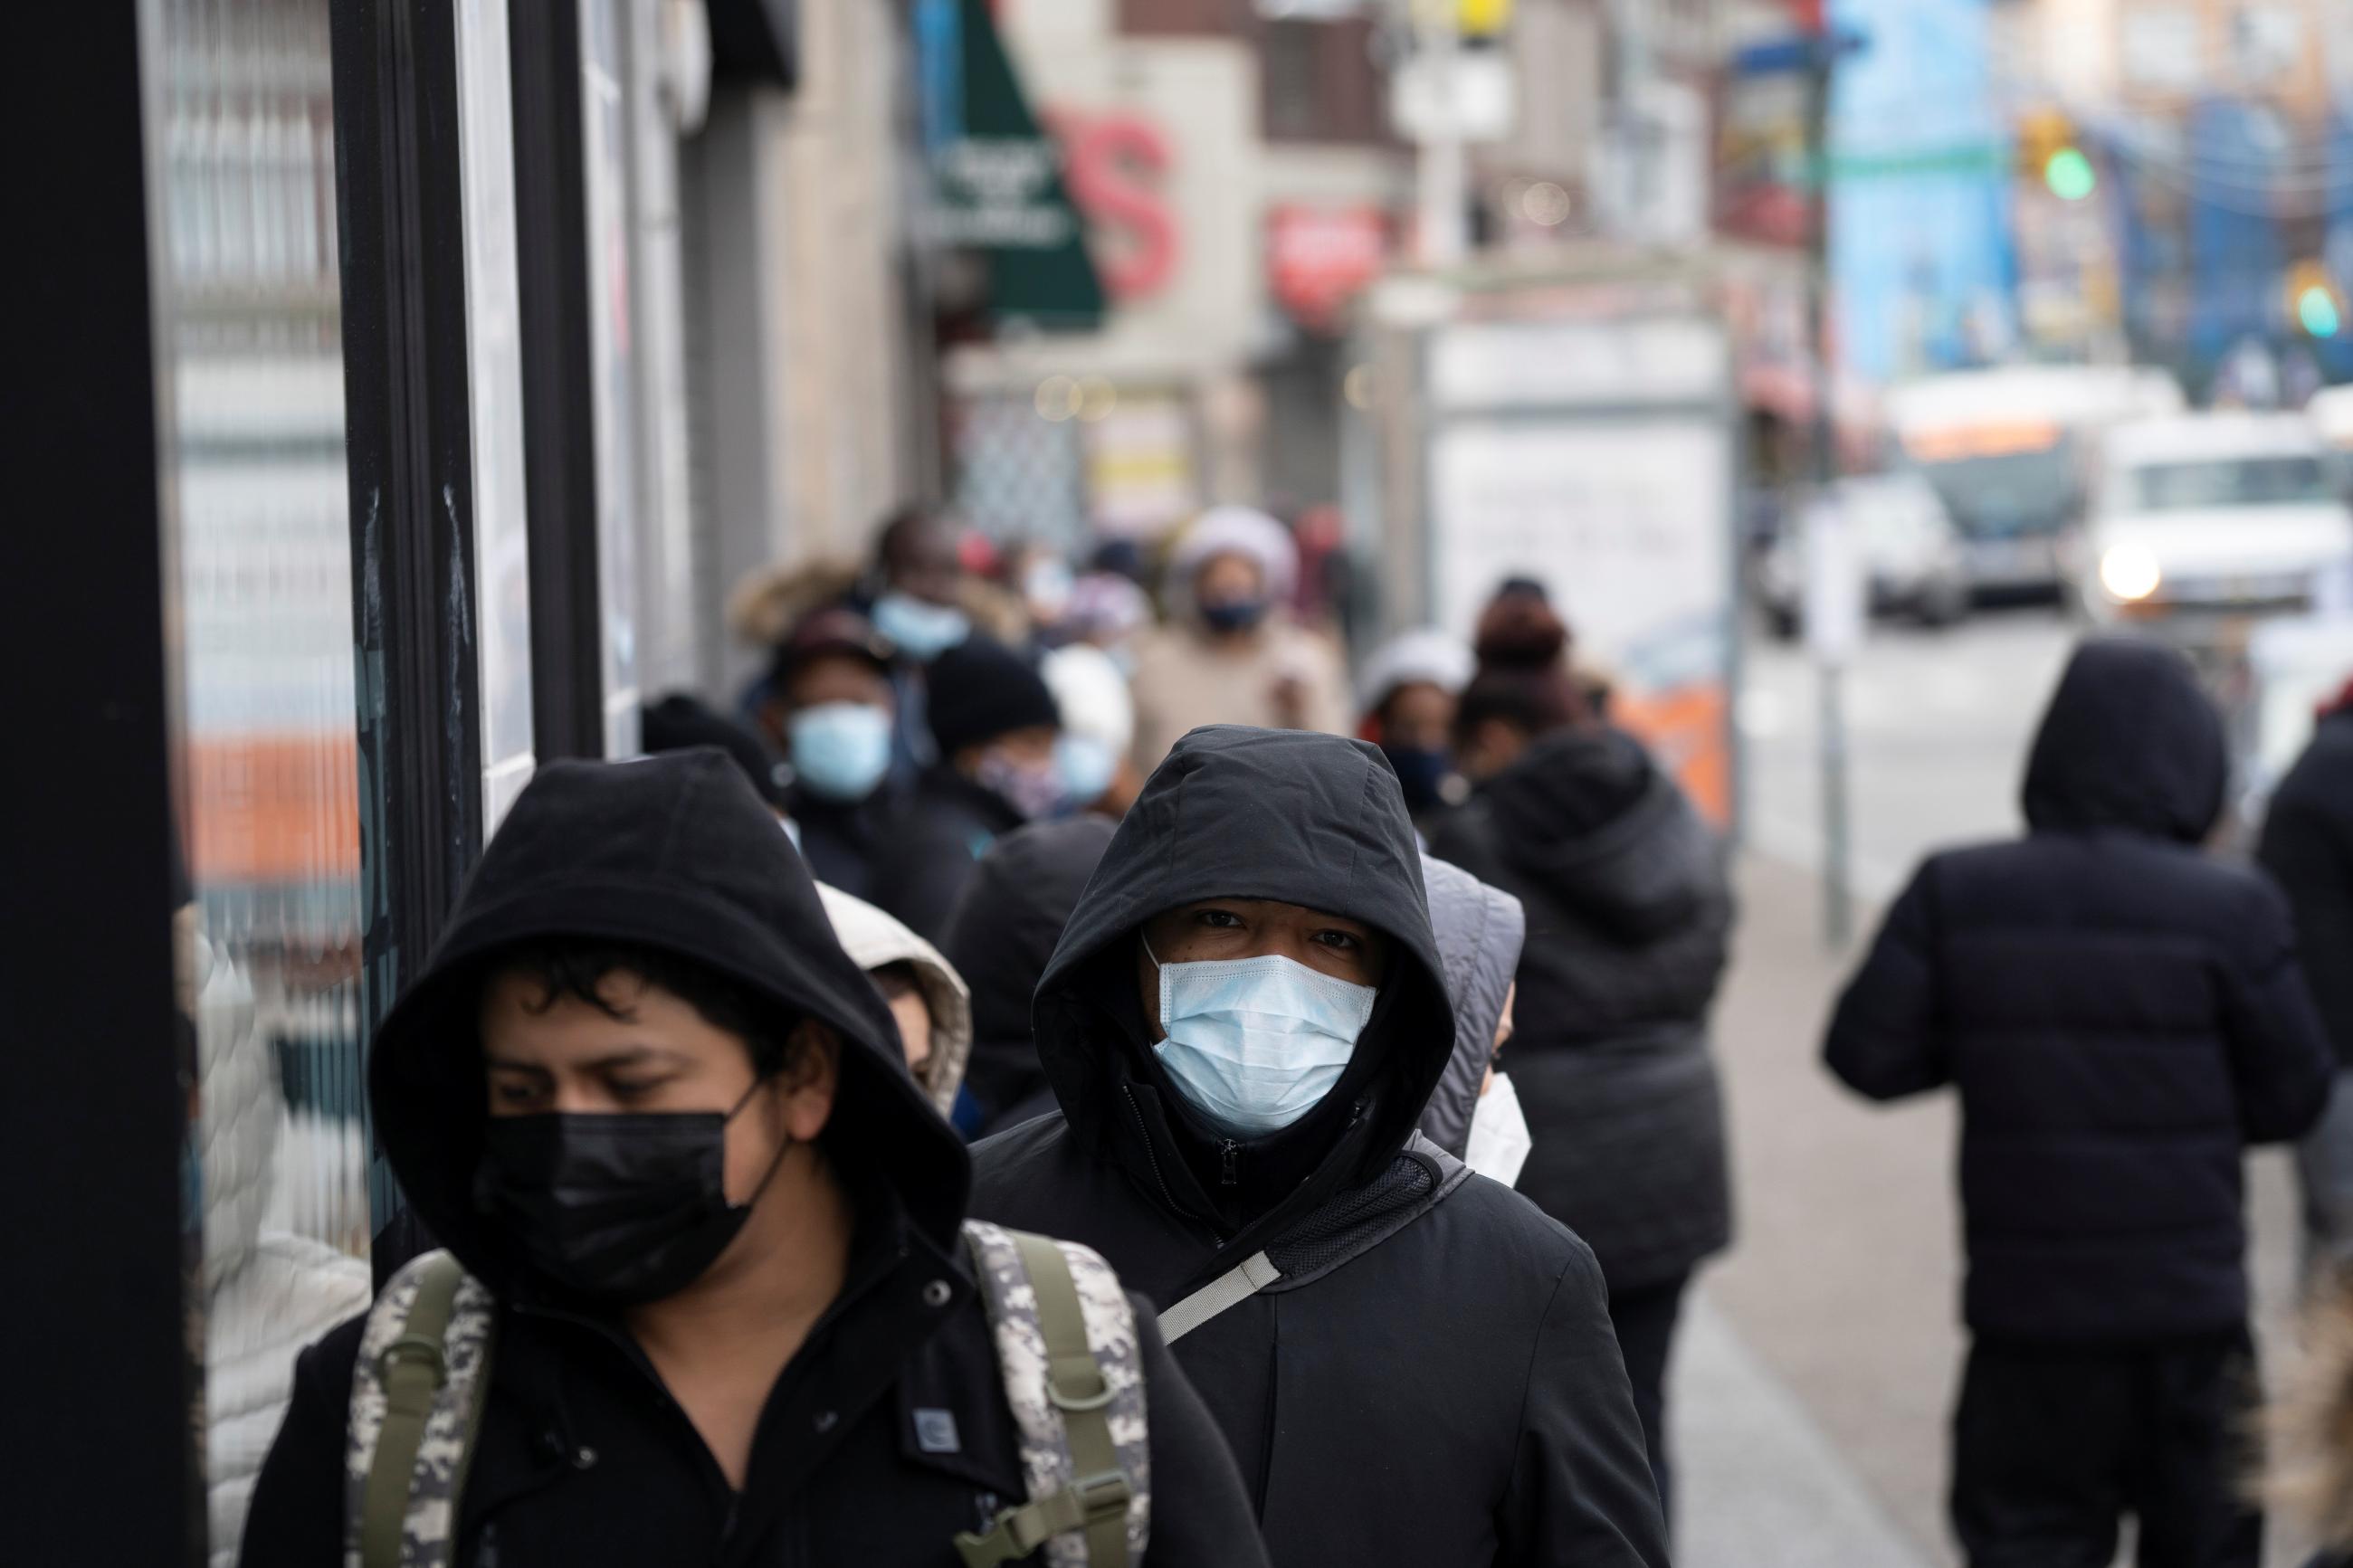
left=748, top=608, right=903, bottom=898
left=1127, top=508, right=1351, bottom=773
left=1415, top=855, right=1534, bottom=1189
left=1824, top=638, right=2334, bottom=1568
left=2259, top=676, right=2353, bottom=1276
left=239, top=751, right=1266, bottom=1567
left=969, top=725, right=1670, bottom=1568
left=1358, top=628, right=1476, bottom=839
left=872, top=635, right=1064, bottom=943
left=814, top=882, right=973, bottom=1123
left=1427, top=598, right=1734, bottom=1528
left=943, top=817, right=1119, bottom=1140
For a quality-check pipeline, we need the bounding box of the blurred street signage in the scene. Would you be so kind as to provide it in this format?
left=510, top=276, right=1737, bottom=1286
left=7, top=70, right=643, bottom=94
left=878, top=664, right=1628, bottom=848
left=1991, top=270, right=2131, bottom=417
left=1802, top=495, right=1865, bottom=666
left=1729, top=25, right=1866, bottom=77
left=1268, top=205, right=1388, bottom=330
left=1391, top=51, right=1515, bottom=143
left=1432, top=317, right=1726, bottom=409
left=916, top=0, right=1103, bottom=330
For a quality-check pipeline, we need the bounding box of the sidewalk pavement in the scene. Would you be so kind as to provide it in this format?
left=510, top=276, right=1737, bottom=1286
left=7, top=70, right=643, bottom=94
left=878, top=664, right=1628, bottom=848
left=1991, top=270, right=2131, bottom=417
left=1671, top=854, right=2311, bottom=1567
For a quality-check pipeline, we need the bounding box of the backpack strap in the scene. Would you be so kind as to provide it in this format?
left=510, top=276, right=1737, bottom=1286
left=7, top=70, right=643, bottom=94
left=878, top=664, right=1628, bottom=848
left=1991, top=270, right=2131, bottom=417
left=344, top=1249, right=497, bottom=1568
left=957, top=1221, right=1149, bottom=1568
left=1156, top=1250, right=1281, bottom=1345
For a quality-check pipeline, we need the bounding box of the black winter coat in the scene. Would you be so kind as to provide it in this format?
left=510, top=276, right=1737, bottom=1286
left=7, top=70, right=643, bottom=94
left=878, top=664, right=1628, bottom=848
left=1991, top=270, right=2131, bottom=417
left=969, top=726, right=1670, bottom=1568
left=239, top=750, right=1265, bottom=1568
left=942, top=816, right=1119, bottom=1139
left=2260, top=704, right=2353, bottom=1070
left=786, top=779, right=907, bottom=904
left=1429, top=727, right=1735, bottom=1293
left=873, top=766, right=1029, bottom=943
left=1827, top=641, right=2334, bottom=1343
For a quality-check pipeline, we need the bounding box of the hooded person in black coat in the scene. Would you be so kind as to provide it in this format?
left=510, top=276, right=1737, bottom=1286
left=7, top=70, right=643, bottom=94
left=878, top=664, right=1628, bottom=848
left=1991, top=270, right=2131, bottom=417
left=967, top=725, right=1670, bottom=1568
left=1826, top=638, right=2335, bottom=1568
left=238, top=751, right=1265, bottom=1568
left=2259, top=683, right=2353, bottom=1269
left=943, top=816, right=1119, bottom=1140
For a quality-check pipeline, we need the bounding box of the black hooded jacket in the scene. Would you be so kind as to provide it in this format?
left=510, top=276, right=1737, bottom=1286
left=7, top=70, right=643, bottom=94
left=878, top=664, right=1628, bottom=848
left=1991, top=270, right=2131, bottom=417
left=942, top=816, right=1119, bottom=1139
left=968, top=727, right=1670, bottom=1568
left=238, top=752, right=1264, bottom=1568
left=1429, top=727, right=1735, bottom=1293
left=1826, top=641, right=2334, bottom=1342
left=873, top=767, right=1030, bottom=943
left=2260, top=702, right=2353, bottom=1071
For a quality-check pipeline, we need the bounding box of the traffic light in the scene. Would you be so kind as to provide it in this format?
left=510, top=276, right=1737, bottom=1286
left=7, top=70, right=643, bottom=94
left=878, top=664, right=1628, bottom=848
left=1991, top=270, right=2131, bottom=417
left=2018, top=109, right=2094, bottom=200
left=2290, top=261, right=2343, bottom=338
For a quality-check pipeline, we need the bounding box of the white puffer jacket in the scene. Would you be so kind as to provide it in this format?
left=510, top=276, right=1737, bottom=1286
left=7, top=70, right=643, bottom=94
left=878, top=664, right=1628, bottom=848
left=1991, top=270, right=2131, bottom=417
left=195, top=930, right=371, bottom=1568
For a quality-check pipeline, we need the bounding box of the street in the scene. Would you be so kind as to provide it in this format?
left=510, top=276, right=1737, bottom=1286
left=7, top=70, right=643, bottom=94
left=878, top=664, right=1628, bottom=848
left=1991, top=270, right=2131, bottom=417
left=1673, top=610, right=2310, bottom=1566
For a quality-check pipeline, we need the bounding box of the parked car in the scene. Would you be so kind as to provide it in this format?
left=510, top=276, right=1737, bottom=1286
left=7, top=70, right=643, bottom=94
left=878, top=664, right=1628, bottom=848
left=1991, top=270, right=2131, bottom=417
left=1761, top=472, right=1971, bottom=640
left=2071, top=413, right=2353, bottom=628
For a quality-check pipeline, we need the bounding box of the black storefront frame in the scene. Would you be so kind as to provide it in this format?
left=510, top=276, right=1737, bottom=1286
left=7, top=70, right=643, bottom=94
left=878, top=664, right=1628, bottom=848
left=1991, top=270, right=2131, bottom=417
left=328, top=0, right=489, bottom=1230
left=5, top=9, right=192, bottom=1560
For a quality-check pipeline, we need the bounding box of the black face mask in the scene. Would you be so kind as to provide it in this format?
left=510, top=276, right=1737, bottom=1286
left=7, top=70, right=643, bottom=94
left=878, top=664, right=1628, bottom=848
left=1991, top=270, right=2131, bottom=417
left=1380, top=744, right=1453, bottom=813
left=1198, top=597, right=1267, bottom=634
left=474, top=1079, right=788, bottom=1307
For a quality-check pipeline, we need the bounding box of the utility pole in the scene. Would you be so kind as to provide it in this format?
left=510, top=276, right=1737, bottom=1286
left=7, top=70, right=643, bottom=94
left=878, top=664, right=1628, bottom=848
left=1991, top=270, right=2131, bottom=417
left=1414, top=0, right=1467, bottom=269
left=1803, top=3, right=1853, bottom=948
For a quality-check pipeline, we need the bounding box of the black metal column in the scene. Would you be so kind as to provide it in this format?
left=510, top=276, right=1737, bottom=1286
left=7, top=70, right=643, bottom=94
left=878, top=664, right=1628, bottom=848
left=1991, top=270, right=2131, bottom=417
left=0, top=6, right=191, bottom=1561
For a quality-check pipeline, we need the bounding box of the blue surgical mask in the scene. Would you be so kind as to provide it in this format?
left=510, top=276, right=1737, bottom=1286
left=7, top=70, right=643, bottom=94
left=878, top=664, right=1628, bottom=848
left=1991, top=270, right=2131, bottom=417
left=1055, top=734, right=1116, bottom=808
left=1146, top=938, right=1377, bottom=1139
left=789, top=702, right=892, bottom=802
left=873, top=591, right=970, bottom=661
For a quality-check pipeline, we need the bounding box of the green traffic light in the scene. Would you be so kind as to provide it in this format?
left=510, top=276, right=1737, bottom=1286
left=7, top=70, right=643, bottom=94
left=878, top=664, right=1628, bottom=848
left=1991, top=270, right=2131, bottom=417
left=2043, top=147, right=2096, bottom=201
left=2300, top=285, right=2342, bottom=338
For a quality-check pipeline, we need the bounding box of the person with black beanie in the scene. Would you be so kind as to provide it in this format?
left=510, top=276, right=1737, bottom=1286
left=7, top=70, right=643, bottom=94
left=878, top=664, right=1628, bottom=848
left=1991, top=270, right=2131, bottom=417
left=942, top=817, right=1119, bottom=1139
left=872, top=636, right=1064, bottom=942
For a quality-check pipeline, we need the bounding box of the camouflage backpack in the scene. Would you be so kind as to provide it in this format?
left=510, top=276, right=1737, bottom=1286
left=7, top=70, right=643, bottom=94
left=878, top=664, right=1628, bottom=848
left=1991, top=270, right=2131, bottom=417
left=345, top=1226, right=1148, bottom=1568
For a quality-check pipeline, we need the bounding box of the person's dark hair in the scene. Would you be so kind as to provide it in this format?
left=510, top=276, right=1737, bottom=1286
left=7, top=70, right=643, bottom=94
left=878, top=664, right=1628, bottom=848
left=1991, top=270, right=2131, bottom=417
left=1459, top=589, right=1587, bottom=743
left=488, top=938, right=811, bottom=1077
left=868, top=960, right=923, bottom=1007
left=875, top=505, right=942, bottom=571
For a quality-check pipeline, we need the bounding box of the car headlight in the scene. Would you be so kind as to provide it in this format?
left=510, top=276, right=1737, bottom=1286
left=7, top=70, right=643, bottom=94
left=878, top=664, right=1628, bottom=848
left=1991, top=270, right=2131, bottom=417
left=2098, top=543, right=2162, bottom=603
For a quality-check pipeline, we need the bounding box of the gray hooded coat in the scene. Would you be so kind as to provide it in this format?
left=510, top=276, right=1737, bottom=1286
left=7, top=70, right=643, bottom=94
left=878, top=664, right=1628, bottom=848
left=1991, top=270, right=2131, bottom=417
left=1417, top=855, right=1527, bottom=1160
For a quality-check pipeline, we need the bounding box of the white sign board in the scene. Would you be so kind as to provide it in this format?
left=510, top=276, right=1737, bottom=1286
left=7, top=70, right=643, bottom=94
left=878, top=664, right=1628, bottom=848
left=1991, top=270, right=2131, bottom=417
left=1431, top=318, right=1729, bottom=412
left=1803, top=498, right=1866, bottom=667
left=1429, top=419, right=1732, bottom=674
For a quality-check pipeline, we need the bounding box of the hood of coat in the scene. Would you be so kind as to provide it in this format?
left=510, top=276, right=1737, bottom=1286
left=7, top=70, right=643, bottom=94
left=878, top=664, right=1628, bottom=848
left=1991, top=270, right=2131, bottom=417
left=1480, top=726, right=1720, bottom=943
left=2022, top=638, right=2224, bottom=843
left=1033, top=726, right=1455, bottom=1228
left=194, top=927, right=277, bottom=1294
left=815, top=883, right=973, bottom=1117
left=368, top=751, right=968, bottom=1296
left=943, top=817, right=1119, bottom=1089
left=1415, top=856, right=1525, bottom=1162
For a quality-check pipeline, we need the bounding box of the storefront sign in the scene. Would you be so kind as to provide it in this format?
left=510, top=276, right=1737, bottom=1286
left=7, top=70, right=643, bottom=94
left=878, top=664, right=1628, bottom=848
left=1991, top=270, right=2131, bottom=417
left=1268, top=205, right=1387, bottom=329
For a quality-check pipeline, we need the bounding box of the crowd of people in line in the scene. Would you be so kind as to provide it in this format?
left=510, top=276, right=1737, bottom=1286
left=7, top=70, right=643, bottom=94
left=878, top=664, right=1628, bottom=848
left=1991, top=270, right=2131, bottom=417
left=202, top=496, right=2353, bottom=1567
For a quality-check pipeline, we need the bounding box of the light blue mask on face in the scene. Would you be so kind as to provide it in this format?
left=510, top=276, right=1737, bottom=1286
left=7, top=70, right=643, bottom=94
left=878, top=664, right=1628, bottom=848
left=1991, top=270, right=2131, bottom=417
left=1054, top=734, right=1116, bottom=808
left=789, top=701, right=892, bottom=802
left=1147, top=937, right=1377, bottom=1139
left=872, top=591, right=970, bottom=661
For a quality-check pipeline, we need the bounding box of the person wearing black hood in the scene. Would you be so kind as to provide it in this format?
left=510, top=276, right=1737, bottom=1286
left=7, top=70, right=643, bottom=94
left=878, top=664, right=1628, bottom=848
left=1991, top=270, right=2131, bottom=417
left=237, top=751, right=1266, bottom=1568
left=873, top=635, right=1065, bottom=943
left=944, top=816, right=1120, bottom=1140
left=1426, top=593, right=1735, bottom=1529
left=968, top=725, right=1670, bottom=1568
left=1826, top=639, right=2335, bottom=1568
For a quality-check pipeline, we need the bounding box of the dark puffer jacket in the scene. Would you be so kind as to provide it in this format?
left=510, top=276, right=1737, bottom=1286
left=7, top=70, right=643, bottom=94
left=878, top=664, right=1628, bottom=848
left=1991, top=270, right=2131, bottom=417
left=2260, top=701, right=2353, bottom=1070
left=943, top=816, right=1119, bottom=1140
left=1429, top=727, right=1735, bottom=1293
left=1827, top=640, right=2334, bottom=1342
left=238, top=752, right=1265, bottom=1568
left=968, top=726, right=1669, bottom=1568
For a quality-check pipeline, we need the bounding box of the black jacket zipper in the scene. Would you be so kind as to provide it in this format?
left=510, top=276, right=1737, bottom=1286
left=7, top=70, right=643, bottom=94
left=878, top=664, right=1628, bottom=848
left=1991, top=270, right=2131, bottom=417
left=1219, top=1138, right=1240, bottom=1186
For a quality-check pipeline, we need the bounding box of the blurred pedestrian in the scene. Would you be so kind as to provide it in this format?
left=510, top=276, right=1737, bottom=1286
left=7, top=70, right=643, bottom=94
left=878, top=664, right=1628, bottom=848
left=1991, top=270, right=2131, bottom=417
left=969, top=725, right=1671, bottom=1568
left=1429, top=594, right=1735, bottom=1527
left=1415, top=854, right=1532, bottom=1189
left=943, top=817, right=1119, bottom=1140
left=2260, top=676, right=2353, bottom=1278
left=1128, top=507, right=1351, bottom=773
left=872, top=635, right=1064, bottom=942
left=1044, top=641, right=1143, bottom=818
left=643, top=690, right=791, bottom=813
left=814, top=882, right=972, bottom=1121
left=1358, top=628, right=1475, bottom=834
left=1825, top=639, right=2334, bottom=1568
left=746, top=610, right=903, bottom=898
left=239, top=752, right=1265, bottom=1567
